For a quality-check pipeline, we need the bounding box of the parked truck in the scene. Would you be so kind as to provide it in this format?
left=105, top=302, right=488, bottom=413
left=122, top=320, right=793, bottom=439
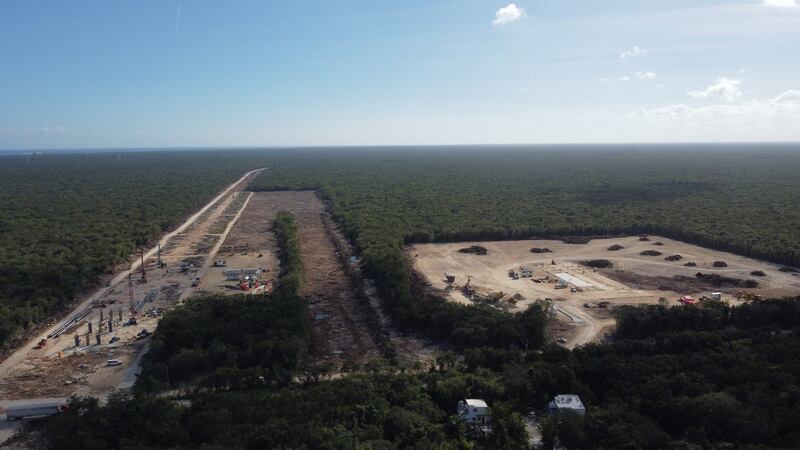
left=3, top=402, right=67, bottom=421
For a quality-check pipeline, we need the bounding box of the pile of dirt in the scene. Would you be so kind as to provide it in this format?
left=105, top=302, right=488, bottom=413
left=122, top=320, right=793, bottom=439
left=530, top=247, right=552, bottom=254
left=713, top=261, right=728, bottom=268
left=779, top=266, right=798, bottom=273
left=607, top=244, right=624, bottom=251
left=602, top=269, right=758, bottom=294
left=459, top=246, right=488, bottom=255
left=750, top=270, right=766, bottom=277
left=684, top=262, right=697, bottom=267
left=562, top=236, right=591, bottom=244
left=665, top=255, right=683, bottom=261
left=640, top=250, right=663, bottom=257
left=581, top=259, right=614, bottom=268
left=639, top=236, right=651, bottom=241
left=602, top=271, right=702, bottom=295
left=695, top=272, right=758, bottom=288
left=653, top=242, right=665, bottom=246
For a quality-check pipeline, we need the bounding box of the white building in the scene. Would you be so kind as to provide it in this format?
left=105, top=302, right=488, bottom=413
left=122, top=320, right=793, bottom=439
left=224, top=269, right=243, bottom=281
left=457, top=399, right=491, bottom=425
left=548, top=395, right=585, bottom=416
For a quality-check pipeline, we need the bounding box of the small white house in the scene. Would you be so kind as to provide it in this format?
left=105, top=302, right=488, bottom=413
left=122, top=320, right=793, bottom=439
left=458, top=399, right=491, bottom=425
left=548, top=395, right=585, bottom=416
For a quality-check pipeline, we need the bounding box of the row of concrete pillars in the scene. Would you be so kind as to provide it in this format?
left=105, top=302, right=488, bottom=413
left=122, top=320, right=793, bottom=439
left=74, top=333, right=106, bottom=347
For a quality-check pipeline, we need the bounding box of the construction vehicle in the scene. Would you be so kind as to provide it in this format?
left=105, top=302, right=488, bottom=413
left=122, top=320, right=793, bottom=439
left=33, top=339, right=47, bottom=349
left=213, top=260, right=227, bottom=267
left=734, top=290, right=761, bottom=301
left=191, top=277, right=201, bottom=287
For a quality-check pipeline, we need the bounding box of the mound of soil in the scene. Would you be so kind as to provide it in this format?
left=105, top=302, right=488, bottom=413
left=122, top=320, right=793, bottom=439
left=779, top=266, right=798, bottom=273
left=639, top=236, right=651, bottom=241
left=640, top=250, right=663, bottom=257
left=607, top=244, right=624, bottom=251
left=665, top=255, right=683, bottom=262
left=684, top=262, right=697, bottom=267
left=750, top=270, right=766, bottom=277
left=712, top=261, right=728, bottom=268
left=581, top=259, right=614, bottom=269
left=459, top=246, right=488, bottom=255
left=653, top=242, right=665, bottom=246
left=562, top=236, right=591, bottom=244
left=530, top=247, right=552, bottom=254
left=695, top=272, right=758, bottom=288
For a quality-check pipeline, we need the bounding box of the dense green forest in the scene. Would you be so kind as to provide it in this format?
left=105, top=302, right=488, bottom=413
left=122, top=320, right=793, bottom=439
left=5, top=146, right=800, bottom=448
left=248, top=145, right=800, bottom=349
left=45, top=299, right=800, bottom=449
left=0, top=151, right=262, bottom=349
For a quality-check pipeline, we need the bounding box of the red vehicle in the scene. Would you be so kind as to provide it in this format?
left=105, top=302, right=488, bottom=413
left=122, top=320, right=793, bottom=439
left=33, top=339, right=47, bottom=349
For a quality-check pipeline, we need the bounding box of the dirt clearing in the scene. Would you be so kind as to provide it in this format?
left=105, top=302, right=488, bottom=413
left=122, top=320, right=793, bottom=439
left=409, top=235, right=800, bottom=348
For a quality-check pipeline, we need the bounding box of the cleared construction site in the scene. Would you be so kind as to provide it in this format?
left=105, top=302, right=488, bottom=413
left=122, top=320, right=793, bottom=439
left=0, top=178, right=407, bottom=410
left=409, top=235, right=800, bottom=348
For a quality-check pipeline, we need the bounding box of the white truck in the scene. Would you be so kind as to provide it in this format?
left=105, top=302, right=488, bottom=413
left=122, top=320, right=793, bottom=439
left=3, top=401, right=67, bottom=421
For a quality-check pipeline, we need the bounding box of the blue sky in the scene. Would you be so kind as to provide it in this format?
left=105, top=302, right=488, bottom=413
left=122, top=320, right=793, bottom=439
left=1, top=0, right=799, bottom=149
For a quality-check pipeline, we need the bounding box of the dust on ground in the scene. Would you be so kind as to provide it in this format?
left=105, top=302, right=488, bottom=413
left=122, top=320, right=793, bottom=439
left=408, top=235, right=800, bottom=348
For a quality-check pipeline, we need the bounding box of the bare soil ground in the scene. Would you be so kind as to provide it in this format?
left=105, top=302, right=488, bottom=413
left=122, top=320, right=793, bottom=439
left=245, top=192, right=383, bottom=366
left=409, top=235, right=800, bottom=348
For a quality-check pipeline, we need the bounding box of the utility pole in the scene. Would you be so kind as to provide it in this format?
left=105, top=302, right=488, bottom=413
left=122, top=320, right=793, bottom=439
left=139, top=248, right=147, bottom=282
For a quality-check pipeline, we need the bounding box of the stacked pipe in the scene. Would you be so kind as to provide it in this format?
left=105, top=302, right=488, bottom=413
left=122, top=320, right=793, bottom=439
left=48, top=309, right=92, bottom=338
left=134, top=289, right=159, bottom=313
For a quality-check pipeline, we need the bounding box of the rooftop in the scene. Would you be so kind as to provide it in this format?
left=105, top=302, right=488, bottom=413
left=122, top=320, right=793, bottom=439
left=552, top=395, right=585, bottom=410
left=464, top=399, right=488, bottom=408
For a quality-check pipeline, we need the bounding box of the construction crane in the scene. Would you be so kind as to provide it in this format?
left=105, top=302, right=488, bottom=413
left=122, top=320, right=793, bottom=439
left=157, top=243, right=165, bottom=268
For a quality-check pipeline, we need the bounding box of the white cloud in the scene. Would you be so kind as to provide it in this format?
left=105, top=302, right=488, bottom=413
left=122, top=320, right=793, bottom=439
left=603, top=71, right=656, bottom=83
left=763, top=0, right=798, bottom=8
left=620, top=46, right=647, bottom=59
left=632, top=89, right=800, bottom=123
left=635, top=71, right=656, bottom=80
left=492, top=4, right=527, bottom=26
left=687, top=77, right=742, bottom=101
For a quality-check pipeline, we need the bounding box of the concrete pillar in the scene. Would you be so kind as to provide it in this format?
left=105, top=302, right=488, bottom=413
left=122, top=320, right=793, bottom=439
left=85, top=334, right=90, bottom=346
left=99, top=309, right=104, bottom=321
left=88, top=322, right=93, bottom=334
left=118, top=310, right=122, bottom=321
left=95, top=334, right=101, bottom=345
left=108, top=319, right=113, bottom=332
left=74, top=335, right=80, bottom=347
